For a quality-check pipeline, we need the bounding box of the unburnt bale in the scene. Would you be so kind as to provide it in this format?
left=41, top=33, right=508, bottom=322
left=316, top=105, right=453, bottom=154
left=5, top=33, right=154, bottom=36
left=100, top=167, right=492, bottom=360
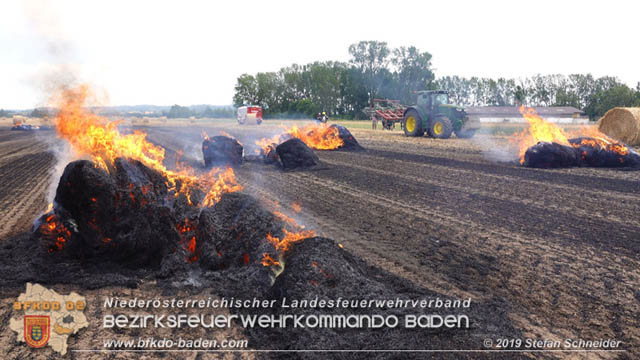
left=203, top=136, right=243, bottom=167
left=330, top=124, right=364, bottom=151
left=276, top=138, right=321, bottom=170
left=597, top=107, right=640, bottom=146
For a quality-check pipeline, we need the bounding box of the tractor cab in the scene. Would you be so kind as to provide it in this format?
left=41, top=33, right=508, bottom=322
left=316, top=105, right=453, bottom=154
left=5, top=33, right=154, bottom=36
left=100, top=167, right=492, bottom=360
left=417, top=90, right=450, bottom=110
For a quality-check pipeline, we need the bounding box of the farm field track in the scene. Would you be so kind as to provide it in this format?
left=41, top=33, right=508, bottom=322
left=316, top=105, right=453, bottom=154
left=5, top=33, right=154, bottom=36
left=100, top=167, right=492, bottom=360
left=0, top=123, right=638, bottom=359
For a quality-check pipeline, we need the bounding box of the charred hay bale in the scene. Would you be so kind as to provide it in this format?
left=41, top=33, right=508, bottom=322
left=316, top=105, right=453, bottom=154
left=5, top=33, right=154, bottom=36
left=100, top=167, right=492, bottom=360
left=46, top=158, right=179, bottom=268
left=53, top=160, right=117, bottom=229
left=597, top=107, right=640, bottom=146
left=269, top=237, right=389, bottom=301
left=330, top=124, right=364, bottom=151
left=260, top=237, right=521, bottom=354
left=276, top=138, right=320, bottom=170
left=196, top=192, right=284, bottom=271
left=523, top=142, right=581, bottom=168
left=202, top=136, right=243, bottom=167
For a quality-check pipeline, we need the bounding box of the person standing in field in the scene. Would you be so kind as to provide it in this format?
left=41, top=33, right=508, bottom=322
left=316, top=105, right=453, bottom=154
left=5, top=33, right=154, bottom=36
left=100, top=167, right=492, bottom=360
left=371, top=115, right=377, bottom=130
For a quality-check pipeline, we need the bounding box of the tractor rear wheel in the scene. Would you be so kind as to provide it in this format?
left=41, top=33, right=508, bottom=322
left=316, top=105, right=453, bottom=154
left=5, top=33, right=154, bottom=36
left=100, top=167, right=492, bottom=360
left=403, top=109, right=424, bottom=137
left=429, top=117, right=453, bottom=139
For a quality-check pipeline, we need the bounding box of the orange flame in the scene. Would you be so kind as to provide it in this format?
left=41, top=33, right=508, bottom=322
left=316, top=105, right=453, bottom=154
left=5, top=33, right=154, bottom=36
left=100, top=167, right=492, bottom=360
left=266, top=228, right=316, bottom=253
left=260, top=200, right=315, bottom=267
left=51, top=85, right=242, bottom=208
left=510, top=106, right=630, bottom=163
left=510, top=106, right=570, bottom=163
left=40, top=213, right=71, bottom=252
left=261, top=253, right=281, bottom=267
left=285, top=123, right=343, bottom=150
left=176, top=218, right=198, bottom=262
left=255, top=123, right=343, bottom=153
left=291, top=202, right=302, bottom=213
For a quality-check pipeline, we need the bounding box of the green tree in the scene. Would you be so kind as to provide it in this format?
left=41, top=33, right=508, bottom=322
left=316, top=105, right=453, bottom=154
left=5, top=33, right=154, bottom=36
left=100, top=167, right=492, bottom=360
left=584, top=84, right=639, bottom=120
left=348, top=41, right=391, bottom=101
left=392, top=46, right=434, bottom=103
left=339, top=66, right=369, bottom=118
left=233, top=74, right=259, bottom=107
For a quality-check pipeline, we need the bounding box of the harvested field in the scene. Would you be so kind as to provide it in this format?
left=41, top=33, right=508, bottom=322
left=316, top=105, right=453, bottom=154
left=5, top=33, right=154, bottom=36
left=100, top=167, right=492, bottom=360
left=0, top=122, right=638, bottom=359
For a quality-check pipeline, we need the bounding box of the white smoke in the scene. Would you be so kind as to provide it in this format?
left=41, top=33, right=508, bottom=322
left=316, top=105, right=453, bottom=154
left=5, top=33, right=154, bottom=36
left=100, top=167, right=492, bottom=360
left=469, top=125, right=520, bottom=163
left=22, top=0, right=83, bottom=206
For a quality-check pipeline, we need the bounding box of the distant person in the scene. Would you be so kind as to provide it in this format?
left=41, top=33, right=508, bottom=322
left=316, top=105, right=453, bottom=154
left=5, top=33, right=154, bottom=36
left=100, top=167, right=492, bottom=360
left=371, top=116, right=377, bottom=130
left=315, top=112, right=328, bottom=123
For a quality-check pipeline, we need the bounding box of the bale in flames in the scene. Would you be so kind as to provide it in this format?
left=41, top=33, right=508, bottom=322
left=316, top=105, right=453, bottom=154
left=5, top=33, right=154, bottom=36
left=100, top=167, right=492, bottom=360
left=250, top=123, right=362, bottom=168
left=514, top=107, right=640, bottom=169
left=523, top=138, right=640, bottom=168
left=597, top=107, right=640, bottom=146
left=33, top=155, right=312, bottom=280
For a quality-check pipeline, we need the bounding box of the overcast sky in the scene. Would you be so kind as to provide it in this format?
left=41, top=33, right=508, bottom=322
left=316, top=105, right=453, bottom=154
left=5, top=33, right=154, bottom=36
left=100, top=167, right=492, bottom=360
left=1, top=0, right=638, bottom=109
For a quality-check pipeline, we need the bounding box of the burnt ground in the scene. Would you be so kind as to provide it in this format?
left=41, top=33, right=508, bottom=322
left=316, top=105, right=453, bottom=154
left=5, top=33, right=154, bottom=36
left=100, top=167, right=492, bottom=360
left=0, top=123, right=638, bottom=359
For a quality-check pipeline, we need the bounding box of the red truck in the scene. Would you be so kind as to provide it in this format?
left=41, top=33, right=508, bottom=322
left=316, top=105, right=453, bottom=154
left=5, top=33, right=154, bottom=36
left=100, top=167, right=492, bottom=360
left=237, top=106, right=263, bottom=125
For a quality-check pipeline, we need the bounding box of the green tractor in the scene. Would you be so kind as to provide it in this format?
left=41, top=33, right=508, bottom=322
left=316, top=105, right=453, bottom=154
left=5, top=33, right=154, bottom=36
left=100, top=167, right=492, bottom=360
left=403, top=90, right=479, bottom=138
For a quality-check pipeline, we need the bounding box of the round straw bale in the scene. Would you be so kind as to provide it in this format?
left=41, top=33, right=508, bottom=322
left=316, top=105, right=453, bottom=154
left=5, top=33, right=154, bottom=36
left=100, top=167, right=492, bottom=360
left=597, top=107, right=640, bottom=145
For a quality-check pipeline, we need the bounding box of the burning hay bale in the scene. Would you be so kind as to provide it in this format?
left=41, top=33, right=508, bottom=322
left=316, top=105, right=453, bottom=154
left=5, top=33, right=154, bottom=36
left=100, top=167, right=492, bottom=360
left=35, top=158, right=195, bottom=267
left=248, top=123, right=363, bottom=169
left=32, top=156, right=300, bottom=280
left=276, top=138, right=322, bottom=170
left=570, top=137, right=640, bottom=167
left=523, top=138, right=640, bottom=168
left=255, top=123, right=363, bottom=154
left=202, top=135, right=244, bottom=167
left=597, top=107, right=640, bottom=146
left=514, top=106, right=640, bottom=169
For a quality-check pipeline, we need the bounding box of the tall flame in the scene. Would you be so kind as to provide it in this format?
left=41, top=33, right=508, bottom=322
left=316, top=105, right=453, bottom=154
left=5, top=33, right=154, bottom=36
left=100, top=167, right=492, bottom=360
left=52, top=85, right=242, bottom=207
left=510, top=106, right=570, bottom=163
left=260, top=201, right=316, bottom=267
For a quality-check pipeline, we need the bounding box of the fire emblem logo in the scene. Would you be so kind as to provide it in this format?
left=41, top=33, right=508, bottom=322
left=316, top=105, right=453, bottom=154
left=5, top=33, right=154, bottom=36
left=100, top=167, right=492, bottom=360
left=10, top=283, right=89, bottom=355
left=24, top=315, right=50, bottom=348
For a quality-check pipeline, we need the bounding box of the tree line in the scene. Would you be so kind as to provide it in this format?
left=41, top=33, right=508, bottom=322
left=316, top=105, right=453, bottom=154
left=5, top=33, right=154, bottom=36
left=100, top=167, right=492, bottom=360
left=233, top=41, right=640, bottom=120
left=164, top=105, right=235, bottom=118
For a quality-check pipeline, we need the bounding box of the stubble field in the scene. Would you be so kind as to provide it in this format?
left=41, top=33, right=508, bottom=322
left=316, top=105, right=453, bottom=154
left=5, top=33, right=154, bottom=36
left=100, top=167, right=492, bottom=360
left=0, top=120, right=638, bottom=359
